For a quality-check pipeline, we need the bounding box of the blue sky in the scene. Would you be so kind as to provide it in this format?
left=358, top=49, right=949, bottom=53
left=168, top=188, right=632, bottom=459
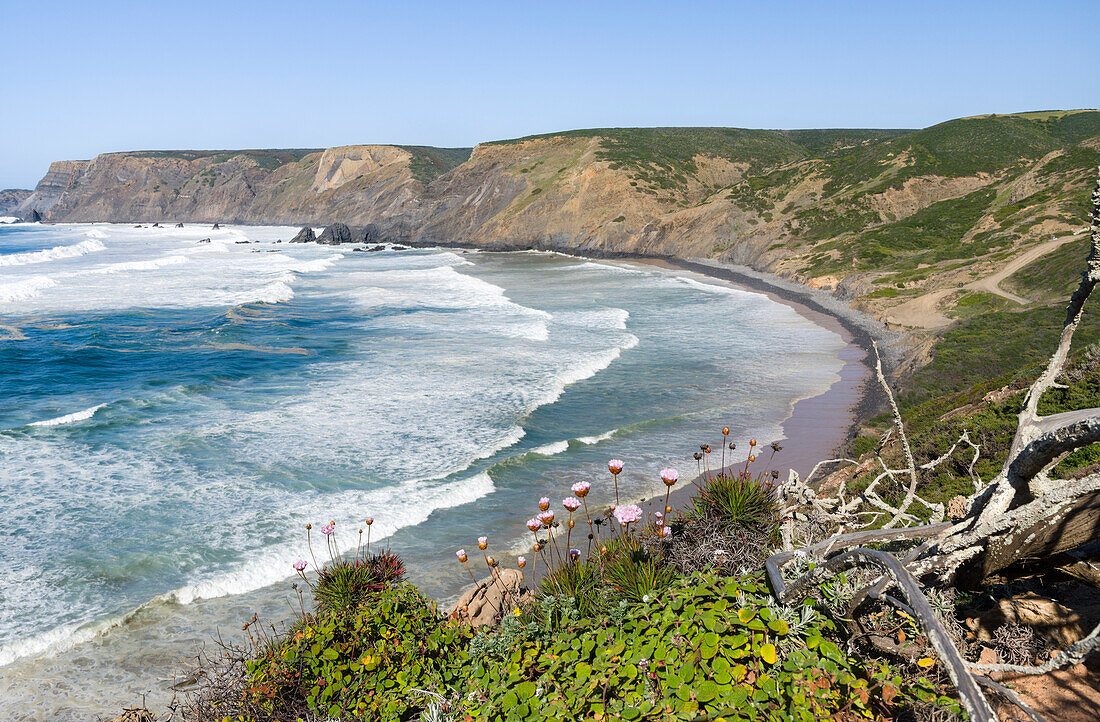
left=3, top=0, right=1097, bottom=188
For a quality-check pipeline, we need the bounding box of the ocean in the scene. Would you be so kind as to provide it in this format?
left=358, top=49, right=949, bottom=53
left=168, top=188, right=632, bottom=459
left=0, top=222, right=845, bottom=719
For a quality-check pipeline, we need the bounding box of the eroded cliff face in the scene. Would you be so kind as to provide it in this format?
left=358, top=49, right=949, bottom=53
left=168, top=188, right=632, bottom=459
left=0, top=189, right=31, bottom=215
left=23, top=113, right=1100, bottom=326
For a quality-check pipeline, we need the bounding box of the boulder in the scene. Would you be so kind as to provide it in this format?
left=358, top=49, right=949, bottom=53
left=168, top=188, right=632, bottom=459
left=175, top=222, right=184, bottom=228
left=448, top=568, right=527, bottom=627
left=289, top=226, right=316, bottom=244
left=317, top=222, right=353, bottom=245
left=24, top=209, right=41, bottom=222
left=212, top=223, right=220, bottom=230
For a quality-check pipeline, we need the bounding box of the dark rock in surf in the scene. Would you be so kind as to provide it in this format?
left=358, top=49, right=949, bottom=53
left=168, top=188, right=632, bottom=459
left=212, top=223, right=220, bottom=230
left=289, top=226, right=316, bottom=244
left=317, top=223, right=353, bottom=245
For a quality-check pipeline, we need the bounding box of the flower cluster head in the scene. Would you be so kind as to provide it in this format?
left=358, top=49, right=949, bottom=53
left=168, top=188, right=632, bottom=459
left=613, top=504, right=644, bottom=526
left=456, top=549, right=468, bottom=563
left=660, top=525, right=672, bottom=537
left=292, top=559, right=308, bottom=571
left=569, top=548, right=581, bottom=560
left=517, top=555, right=526, bottom=568
left=660, top=468, right=679, bottom=487
left=608, top=459, right=624, bottom=474
left=750, top=438, right=757, bottom=447
left=364, top=516, right=374, bottom=526
left=538, top=510, right=555, bottom=526
left=571, top=481, right=591, bottom=498
left=477, top=536, right=488, bottom=550
left=563, top=497, right=580, bottom=512
left=722, top=426, right=730, bottom=436
left=526, top=518, right=542, bottom=532
left=321, top=522, right=335, bottom=536
left=538, top=497, right=550, bottom=511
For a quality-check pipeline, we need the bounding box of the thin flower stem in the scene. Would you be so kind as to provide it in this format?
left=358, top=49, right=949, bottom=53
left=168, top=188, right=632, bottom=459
left=566, top=511, right=573, bottom=550
left=612, top=472, right=620, bottom=505
left=306, top=528, right=320, bottom=572
left=366, top=527, right=371, bottom=557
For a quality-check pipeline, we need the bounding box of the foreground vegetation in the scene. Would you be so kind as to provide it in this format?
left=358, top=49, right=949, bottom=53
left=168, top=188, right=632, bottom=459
left=177, top=459, right=964, bottom=722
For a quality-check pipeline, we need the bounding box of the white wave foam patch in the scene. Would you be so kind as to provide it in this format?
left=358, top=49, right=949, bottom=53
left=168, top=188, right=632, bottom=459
left=0, top=606, right=145, bottom=668
left=84, top=229, right=108, bottom=239
left=0, top=240, right=106, bottom=267
left=0, top=216, right=20, bottom=224
left=671, top=275, right=759, bottom=299
left=28, top=403, right=108, bottom=428
left=89, top=254, right=189, bottom=274
left=350, top=265, right=551, bottom=341
left=0, top=275, right=57, bottom=303
left=282, top=254, right=344, bottom=274
left=527, top=440, right=569, bottom=457
left=538, top=334, right=638, bottom=405
left=228, top=281, right=295, bottom=305
left=577, top=429, right=618, bottom=445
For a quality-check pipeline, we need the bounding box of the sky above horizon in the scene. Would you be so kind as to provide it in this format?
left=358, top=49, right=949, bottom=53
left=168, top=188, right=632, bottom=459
left=3, top=0, right=1098, bottom=189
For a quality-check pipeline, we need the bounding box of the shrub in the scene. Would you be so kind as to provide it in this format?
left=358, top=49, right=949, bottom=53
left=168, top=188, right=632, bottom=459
left=684, top=471, right=779, bottom=531
left=536, top=556, right=602, bottom=616
left=463, top=571, right=952, bottom=720
left=242, top=584, right=472, bottom=721
left=313, top=549, right=406, bottom=616
left=600, top=534, right=677, bottom=604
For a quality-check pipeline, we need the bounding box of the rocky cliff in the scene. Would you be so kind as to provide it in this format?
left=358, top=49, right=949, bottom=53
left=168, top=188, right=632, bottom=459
left=0, top=188, right=31, bottom=215
left=23, top=111, right=1100, bottom=326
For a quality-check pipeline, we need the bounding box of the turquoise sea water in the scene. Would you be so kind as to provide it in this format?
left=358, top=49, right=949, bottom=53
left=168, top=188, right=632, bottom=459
left=0, top=223, right=845, bottom=719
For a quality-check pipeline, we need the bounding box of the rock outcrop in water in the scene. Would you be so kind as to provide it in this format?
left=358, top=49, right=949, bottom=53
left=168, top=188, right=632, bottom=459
left=290, top=226, right=316, bottom=243
left=317, top=222, right=353, bottom=245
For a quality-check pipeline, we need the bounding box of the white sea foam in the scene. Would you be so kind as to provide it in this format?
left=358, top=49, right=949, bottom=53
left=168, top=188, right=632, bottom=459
left=87, top=254, right=189, bottom=274
left=350, top=265, right=552, bottom=341
left=281, top=254, right=344, bottom=274
left=84, top=229, right=108, bottom=239
left=0, top=216, right=21, bottom=224
left=527, top=440, right=569, bottom=457
left=0, top=240, right=106, bottom=267
left=576, top=429, right=619, bottom=445
left=229, top=281, right=295, bottom=305
left=28, top=403, right=108, bottom=428
left=0, top=275, right=57, bottom=302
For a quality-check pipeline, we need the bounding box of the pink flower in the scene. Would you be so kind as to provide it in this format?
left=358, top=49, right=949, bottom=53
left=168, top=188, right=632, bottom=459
left=364, top=516, right=374, bottom=525
left=654, top=511, right=663, bottom=519
left=660, top=525, right=672, bottom=537
left=477, top=536, right=488, bottom=550
left=538, top=497, right=550, bottom=511
left=321, top=523, right=335, bottom=536
left=660, top=468, right=679, bottom=486
left=608, top=459, right=624, bottom=474
left=563, top=497, right=580, bottom=511
left=613, top=504, right=643, bottom=526
left=526, top=518, right=542, bottom=532
left=292, top=559, right=307, bottom=571
left=538, top=510, right=555, bottom=525
left=571, top=481, right=591, bottom=498
left=456, top=549, right=468, bottom=563
left=517, top=556, right=526, bottom=568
